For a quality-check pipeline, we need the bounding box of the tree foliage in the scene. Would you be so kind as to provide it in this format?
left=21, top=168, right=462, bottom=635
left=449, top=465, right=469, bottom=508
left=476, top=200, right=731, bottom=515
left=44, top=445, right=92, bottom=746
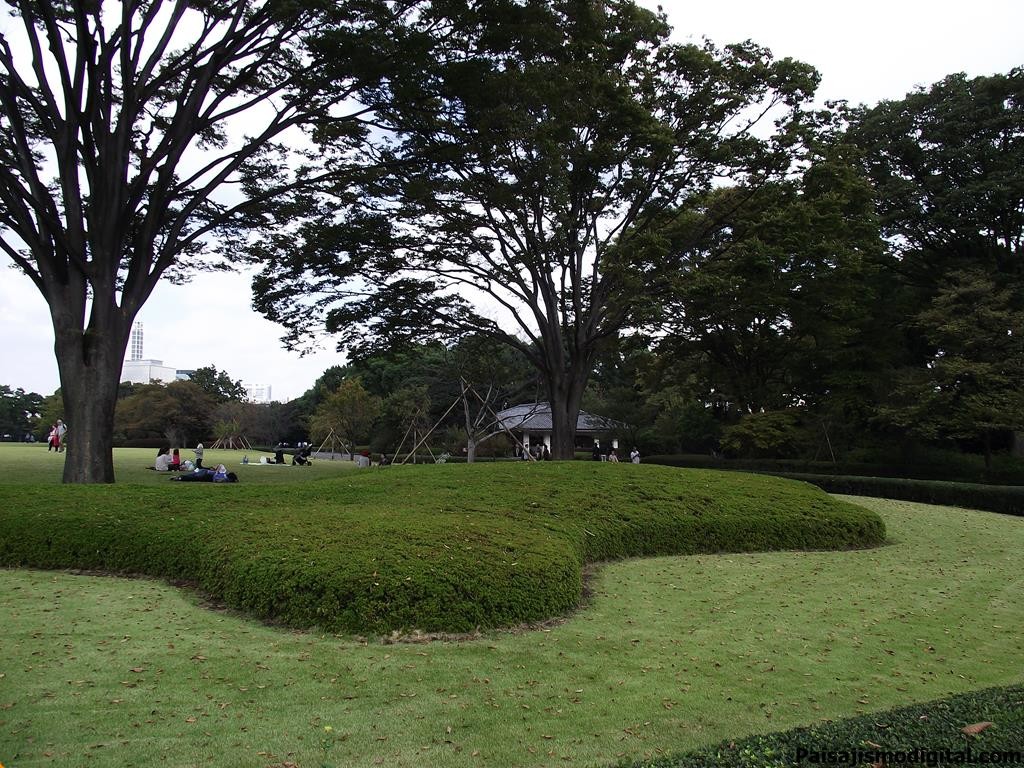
left=848, top=69, right=1024, bottom=454
left=188, top=365, right=247, bottom=404
left=309, top=378, right=381, bottom=448
left=0, top=0, right=395, bottom=481
left=0, top=384, right=43, bottom=439
left=114, top=381, right=215, bottom=446
left=252, top=0, right=819, bottom=457
left=646, top=148, right=882, bottom=415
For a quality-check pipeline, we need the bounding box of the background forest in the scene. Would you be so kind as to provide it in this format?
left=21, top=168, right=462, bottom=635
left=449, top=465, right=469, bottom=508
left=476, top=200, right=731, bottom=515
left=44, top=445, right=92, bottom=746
left=3, top=65, right=1022, bottom=481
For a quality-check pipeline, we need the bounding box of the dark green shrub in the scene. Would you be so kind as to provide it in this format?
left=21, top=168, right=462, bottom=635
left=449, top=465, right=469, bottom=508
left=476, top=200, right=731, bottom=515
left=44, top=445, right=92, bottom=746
left=646, top=453, right=1024, bottom=485
left=621, top=684, right=1024, bottom=767
left=720, top=411, right=807, bottom=459
left=775, top=474, right=1024, bottom=517
left=0, top=464, right=884, bottom=634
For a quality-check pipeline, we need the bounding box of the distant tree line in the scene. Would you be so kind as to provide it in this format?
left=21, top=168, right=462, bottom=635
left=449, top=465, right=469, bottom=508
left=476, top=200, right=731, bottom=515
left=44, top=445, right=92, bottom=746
left=2, top=0, right=1019, bottom=479
left=279, top=68, right=1024, bottom=471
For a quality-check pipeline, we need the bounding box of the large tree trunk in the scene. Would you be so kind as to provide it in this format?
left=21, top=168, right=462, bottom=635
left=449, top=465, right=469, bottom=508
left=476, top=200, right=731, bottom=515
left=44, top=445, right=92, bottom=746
left=547, top=371, right=589, bottom=460
left=52, top=301, right=131, bottom=483
left=461, top=384, right=478, bottom=463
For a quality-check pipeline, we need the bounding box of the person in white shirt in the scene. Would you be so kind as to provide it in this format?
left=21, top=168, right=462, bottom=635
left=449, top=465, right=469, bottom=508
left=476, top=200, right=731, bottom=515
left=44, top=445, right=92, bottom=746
left=154, top=447, right=172, bottom=471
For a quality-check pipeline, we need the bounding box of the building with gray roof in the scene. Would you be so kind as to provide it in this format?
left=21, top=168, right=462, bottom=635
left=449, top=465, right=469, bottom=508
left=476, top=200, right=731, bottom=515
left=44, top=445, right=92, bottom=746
left=494, top=402, right=622, bottom=453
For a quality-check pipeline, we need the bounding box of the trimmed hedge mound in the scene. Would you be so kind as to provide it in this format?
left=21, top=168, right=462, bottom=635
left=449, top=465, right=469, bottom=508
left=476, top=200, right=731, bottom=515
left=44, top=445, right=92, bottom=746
left=622, top=684, right=1024, bottom=767
left=0, top=463, right=884, bottom=634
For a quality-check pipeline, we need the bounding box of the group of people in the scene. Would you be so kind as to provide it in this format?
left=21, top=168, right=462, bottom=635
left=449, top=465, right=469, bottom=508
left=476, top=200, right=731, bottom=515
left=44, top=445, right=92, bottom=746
left=150, top=443, right=236, bottom=482
left=518, top=444, right=552, bottom=461
left=242, top=444, right=313, bottom=465
left=153, top=443, right=206, bottom=471
left=46, top=419, right=67, bottom=452
left=591, top=444, right=641, bottom=464
left=170, top=463, right=238, bottom=483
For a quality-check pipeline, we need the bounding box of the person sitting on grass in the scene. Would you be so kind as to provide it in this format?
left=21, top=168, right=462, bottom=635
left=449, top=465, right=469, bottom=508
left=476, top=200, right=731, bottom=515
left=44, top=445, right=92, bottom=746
left=170, top=464, right=238, bottom=482
left=169, top=448, right=181, bottom=471
left=152, top=446, right=171, bottom=471
left=292, top=445, right=313, bottom=466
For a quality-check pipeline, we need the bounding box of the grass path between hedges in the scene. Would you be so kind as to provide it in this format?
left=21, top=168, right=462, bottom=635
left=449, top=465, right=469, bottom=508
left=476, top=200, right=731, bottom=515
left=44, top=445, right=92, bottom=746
left=1, top=496, right=1022, bottom=768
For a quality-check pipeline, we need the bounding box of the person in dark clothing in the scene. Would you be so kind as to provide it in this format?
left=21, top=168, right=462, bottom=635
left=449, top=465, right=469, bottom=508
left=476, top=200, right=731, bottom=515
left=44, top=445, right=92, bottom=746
left=171, top=465, right=238, bottom=483
left=292, top=445, right=313, bottom=465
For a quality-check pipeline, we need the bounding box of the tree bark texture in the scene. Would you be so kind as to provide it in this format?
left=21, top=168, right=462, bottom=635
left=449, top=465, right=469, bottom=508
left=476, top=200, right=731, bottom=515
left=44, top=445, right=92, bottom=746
left=52, top=305, right=131, bottom=483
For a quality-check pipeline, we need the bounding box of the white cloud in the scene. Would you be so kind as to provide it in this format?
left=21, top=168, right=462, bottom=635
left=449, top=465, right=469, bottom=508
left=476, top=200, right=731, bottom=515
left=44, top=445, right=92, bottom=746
left=133, top=270, right=350, bottom=402
left=649, top=0, right=1024, bottom=105
left=1, top=266, right=348, bottom=400
left=0, top=268, right=59, bottom=395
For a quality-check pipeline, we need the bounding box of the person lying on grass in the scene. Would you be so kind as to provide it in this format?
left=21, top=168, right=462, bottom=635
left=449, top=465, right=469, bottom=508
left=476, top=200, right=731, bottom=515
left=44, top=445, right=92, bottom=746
left=170, top=464, right=238, bottom=483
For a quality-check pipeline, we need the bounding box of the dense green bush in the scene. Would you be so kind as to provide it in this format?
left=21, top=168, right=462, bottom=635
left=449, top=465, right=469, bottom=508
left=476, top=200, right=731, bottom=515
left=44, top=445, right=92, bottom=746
left=776, top=474, right=1024, bottom=517
left=622, top=684, right=1024, bottom=767
left=719, top=411, right=806, bottom=459
left=0, top=464, right=884, bottom=634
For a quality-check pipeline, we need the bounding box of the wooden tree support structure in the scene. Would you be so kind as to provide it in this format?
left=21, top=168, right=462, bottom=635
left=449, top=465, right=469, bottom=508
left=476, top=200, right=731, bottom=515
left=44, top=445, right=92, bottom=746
left=314, top=428, right=349, bottom=460
left=209, top=435, right=253, bottom=451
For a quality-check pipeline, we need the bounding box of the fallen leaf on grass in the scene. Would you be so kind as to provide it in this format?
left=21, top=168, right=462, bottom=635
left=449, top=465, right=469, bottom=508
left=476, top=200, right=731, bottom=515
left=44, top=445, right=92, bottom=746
left=962, top=722, right=994, bottom=736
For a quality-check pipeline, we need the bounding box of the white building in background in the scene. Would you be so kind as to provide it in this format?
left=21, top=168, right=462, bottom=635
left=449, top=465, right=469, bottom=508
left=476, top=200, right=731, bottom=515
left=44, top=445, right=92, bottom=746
left=129, top=323, right=144, bottom=361
left=121, top=359, right=179, bottom=384
left=245, top=383, right=273, bottom=403
left=121, top=322, right=274, bottom=399
left=120, top=321, right=179, bottom=384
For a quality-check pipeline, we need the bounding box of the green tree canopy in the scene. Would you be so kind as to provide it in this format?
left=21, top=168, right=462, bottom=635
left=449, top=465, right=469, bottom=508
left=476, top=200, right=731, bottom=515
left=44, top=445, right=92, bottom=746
left=114, top=381, right=215, bottom=446
left=188, top=366, right=247, bottom=404
left=643, top=148, right=882, bottom=415
left=0, top=0, right=401, bottom=482
left=252, top=0, right=819, bottom=458
left=849, top=69, right=1023, bottom=277
left=848, top=69, right=1024, bottom=455
left=0, top=385, right=43, bottom=439
left=309, top=378, right=381, bottom=449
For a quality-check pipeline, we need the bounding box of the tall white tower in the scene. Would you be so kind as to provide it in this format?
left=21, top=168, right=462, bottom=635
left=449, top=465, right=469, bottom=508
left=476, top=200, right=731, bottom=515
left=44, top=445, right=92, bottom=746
left=130, top=322, right=144, bottom=361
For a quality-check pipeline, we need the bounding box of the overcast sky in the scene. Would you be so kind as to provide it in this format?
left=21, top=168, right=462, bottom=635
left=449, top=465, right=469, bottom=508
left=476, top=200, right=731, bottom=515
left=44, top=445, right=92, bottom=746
left=2, top=0, right=1022, bottom=401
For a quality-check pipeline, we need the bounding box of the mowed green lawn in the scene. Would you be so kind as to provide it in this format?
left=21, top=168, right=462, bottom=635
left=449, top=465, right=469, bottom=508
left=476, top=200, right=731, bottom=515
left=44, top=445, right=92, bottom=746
left=0, top=444, right=1021, bottom=767
left=0, top=443, right=360, bottom=485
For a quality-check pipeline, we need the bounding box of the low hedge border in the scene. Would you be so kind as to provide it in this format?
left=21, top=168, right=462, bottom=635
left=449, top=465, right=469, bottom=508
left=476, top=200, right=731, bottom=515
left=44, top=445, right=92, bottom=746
left=620, top=683, right=1024, bottom=768
left=645, top=455, right=1024, bottom=486
left=772, top=474, right=1024, bottom=517
left=0, top=464, right=885, bottom=634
